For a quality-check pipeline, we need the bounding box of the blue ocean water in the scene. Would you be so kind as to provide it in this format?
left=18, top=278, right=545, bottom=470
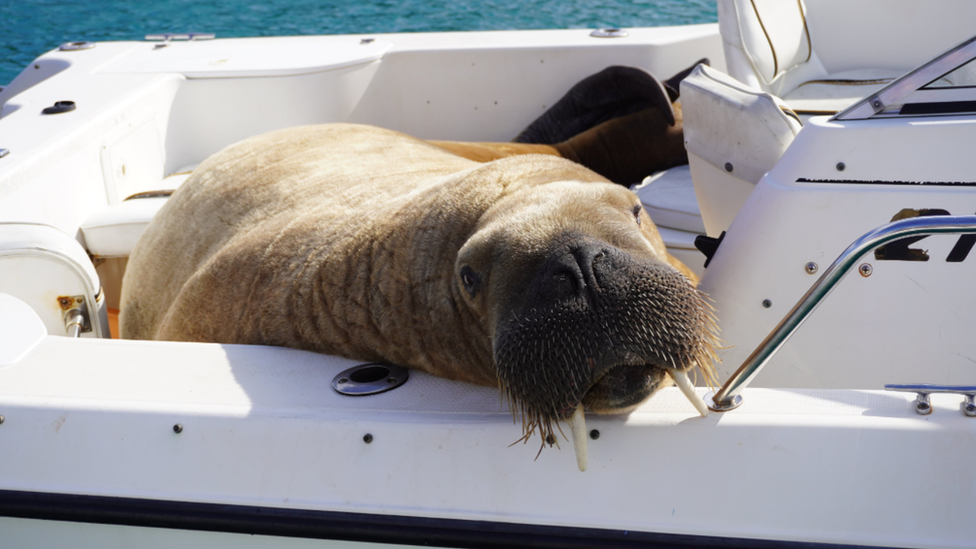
left=1, top=0, right=716, bottom=86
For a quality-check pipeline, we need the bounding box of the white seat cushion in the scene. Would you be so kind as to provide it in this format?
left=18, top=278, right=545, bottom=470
left=681, top=64, right=802, bottom=186
left=782, top=68, right=902, bottom=115
left=632, top=165, right=706, bottom=235
left=680, top=64, right=804, bottom=236
left=81, top=197, right=170, bottom=258
left=81, top=167, right=197, bottom=258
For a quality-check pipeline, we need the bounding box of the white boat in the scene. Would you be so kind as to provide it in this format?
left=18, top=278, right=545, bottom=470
left=2, top=1, right=976, bottom=547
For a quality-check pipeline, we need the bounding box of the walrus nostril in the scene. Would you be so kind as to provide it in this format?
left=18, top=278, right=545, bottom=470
left=548, top=271, right=578, bottom=299
left=537, top=238, right=607, bottom=301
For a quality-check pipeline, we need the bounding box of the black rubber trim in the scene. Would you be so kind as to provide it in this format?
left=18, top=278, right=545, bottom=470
left=797, top=178, right=976, bottom=187
left=899, top=101, right=976, bottom=115
left=0, top=489, right=902, bottom=549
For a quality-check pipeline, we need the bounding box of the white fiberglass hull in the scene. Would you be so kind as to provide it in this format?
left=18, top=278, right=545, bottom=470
left=2, top=334, right=975, bottom=548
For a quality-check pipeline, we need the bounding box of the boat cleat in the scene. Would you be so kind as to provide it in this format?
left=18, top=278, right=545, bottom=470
left=885, top=384, right=976, bottom=417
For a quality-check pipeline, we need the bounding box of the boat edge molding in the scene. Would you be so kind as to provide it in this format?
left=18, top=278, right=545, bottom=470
left=0, top=489, right=901, bottom=549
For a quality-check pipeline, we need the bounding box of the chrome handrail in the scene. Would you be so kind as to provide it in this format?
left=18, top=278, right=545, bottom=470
left=708, top=215, right=976, bottom=412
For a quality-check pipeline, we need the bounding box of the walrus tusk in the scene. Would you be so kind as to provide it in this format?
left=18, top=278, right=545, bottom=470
left=668, top=369, right=709, bottom=417
left=569, top=404, right=588, bottom=472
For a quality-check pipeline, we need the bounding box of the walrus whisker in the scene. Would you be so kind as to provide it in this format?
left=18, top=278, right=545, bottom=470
left=508, top=427, right=534, bottom=447
left=500, top=379, right=563, bottom=457
left=554, top=418, right=569, bottom=442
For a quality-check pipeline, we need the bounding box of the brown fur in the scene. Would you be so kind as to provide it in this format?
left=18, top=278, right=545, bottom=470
left=121, top=124, right=712, bottom=436
left=426, top=141, right=562, bottom=163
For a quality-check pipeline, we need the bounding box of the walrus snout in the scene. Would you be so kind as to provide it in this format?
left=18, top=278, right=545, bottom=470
left=494, top=234, right=718, bottom=440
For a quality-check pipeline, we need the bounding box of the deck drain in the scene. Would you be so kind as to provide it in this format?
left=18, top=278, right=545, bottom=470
left=332, top=363, right=409, bottom=396
left=59, top=41, right=95, bottom=51
left=590, top=28, right=629, bottom=38
left=42, top=101, right=76, bottom=115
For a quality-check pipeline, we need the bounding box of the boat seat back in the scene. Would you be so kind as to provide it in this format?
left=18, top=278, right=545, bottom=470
left=680, top=63, right=801, bottom=237
left=0, top=224, right=109, bottom=338
left=718, top=0, right=821, bottom=93
left=716, top=0, right=898, bottom=117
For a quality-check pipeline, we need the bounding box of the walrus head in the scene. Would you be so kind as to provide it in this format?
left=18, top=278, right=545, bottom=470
left=455, top=179, right=718, bottom=456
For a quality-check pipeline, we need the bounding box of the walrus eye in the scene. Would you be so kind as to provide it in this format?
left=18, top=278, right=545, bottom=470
left=459, top=266, right=480, bottom=297
left=632, top=204, right=643, bottom=226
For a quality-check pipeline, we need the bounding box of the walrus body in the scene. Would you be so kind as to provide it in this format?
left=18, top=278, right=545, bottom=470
left=429, top=101, right=686, bottom=185
left=430, top=65, right=694, bottom=185
left=121, top=123, right=716, bottom=442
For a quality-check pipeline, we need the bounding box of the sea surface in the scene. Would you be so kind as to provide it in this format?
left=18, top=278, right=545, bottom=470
left=1, top=0, right=716, bottom=86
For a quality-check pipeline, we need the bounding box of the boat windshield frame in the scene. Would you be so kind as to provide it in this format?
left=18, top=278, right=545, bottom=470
left=835, top=33, right=976, bottom=120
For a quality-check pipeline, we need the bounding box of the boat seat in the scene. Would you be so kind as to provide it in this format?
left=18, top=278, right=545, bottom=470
left=779, top=69, right=903, bottom=116
left=717, top=0, right=900, bottom=119
left=81, top=197, right=171, bottom=258
left=680, top=64, right=802, bottom=237
left=80, top=169, right=194, bottom=258
left=632, top=165, right=706, bottom=277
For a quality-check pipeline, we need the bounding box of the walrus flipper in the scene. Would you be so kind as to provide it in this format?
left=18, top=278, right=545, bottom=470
left=663, top=58, right=710, bottom=102
left=513, top=66, right=674, bottom=144
left=513, top=59, right=713, bottom=145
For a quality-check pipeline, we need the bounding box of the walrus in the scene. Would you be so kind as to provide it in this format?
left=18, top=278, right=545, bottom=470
left=430, top=64, right=703, bottom=185
left=429, top=101, right=686, bottom=185
left=120, top=122, right=718, bottom=470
